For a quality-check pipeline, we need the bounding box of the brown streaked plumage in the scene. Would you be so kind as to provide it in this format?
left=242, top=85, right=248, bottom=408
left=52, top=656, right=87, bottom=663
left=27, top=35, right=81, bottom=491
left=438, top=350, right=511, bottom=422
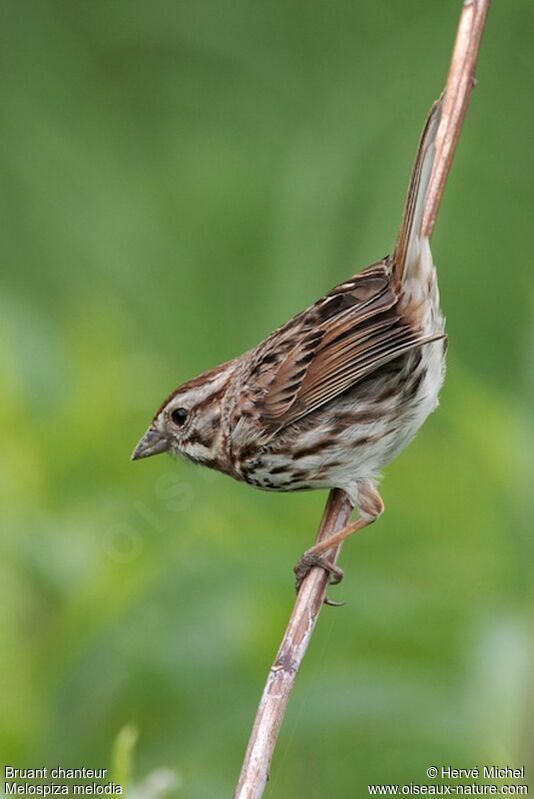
left=133, top=97, right=447, bottom=594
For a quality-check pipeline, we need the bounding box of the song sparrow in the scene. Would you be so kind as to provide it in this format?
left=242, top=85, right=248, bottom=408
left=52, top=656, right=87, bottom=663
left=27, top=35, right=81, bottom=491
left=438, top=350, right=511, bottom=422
left=133, top=98, right=446, bottom=593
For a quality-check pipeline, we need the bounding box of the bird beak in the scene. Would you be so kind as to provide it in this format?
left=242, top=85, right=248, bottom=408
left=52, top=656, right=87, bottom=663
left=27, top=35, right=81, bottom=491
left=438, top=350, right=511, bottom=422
left=131, top=426, right=169, bottom=461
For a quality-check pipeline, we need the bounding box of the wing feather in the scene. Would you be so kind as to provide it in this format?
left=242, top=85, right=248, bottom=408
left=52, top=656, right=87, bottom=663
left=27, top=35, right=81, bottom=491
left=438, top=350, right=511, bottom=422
left=247, top=261, right=443, bottom=433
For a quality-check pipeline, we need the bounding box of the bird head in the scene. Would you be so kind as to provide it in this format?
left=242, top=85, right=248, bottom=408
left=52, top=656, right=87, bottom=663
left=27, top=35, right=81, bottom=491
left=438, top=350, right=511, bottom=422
left=132, top=362, right=235, bottom=468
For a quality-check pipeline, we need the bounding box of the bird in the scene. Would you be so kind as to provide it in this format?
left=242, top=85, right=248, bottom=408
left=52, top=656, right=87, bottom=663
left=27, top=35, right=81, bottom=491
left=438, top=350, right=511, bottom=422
left=133, top=97, right=447, bottom=595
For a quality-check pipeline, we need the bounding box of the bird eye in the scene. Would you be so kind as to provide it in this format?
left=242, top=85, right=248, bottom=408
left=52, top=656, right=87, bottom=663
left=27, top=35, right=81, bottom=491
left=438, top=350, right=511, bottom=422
left=171, top=408, right=188, bottom=427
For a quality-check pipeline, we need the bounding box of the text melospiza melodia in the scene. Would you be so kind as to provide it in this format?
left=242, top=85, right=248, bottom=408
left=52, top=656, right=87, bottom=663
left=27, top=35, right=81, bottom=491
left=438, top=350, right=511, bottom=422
left=133, top=98, right=446, bottom=591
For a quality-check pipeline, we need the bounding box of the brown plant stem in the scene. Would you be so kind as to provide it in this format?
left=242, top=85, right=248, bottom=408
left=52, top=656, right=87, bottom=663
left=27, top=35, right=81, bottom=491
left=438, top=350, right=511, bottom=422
left=422, top=0, right=490, bottom=237
left=234, top=489, right=352, bottom=799
left=234, top=3, right=489, bottom=797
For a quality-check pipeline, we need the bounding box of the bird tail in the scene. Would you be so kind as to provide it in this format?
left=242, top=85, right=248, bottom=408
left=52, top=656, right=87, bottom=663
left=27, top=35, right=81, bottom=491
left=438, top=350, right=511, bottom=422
left=392, top=96, right=443, bottom=288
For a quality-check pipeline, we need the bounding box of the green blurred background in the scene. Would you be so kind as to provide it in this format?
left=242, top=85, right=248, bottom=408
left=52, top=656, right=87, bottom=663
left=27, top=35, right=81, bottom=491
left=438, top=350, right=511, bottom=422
left=1, top=1, right=533, bottom=796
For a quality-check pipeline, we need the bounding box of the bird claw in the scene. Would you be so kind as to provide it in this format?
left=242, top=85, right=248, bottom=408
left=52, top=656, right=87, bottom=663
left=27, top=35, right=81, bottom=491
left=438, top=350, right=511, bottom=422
left=294, top=552, right=345, bottom=606
left=324, top=595, right=347, bottom=608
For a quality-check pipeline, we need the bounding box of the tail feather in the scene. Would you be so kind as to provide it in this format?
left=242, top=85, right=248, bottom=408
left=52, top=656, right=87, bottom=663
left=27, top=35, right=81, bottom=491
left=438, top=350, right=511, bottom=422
left=393, top=96, right=443, bottom=287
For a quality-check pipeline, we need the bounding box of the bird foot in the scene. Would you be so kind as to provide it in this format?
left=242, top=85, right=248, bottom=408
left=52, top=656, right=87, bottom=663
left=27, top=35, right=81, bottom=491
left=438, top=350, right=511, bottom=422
left=293, top=552, right=345, bottom=606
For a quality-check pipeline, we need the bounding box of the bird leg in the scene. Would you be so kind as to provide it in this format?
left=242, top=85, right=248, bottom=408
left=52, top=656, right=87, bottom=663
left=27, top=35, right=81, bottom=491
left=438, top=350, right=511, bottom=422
left=293, top=517, right=368, bottom=603
left=294, top=480, right=384, bottom=603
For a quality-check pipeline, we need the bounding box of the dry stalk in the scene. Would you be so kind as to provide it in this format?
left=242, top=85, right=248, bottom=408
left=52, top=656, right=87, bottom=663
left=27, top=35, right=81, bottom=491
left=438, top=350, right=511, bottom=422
left=234, top=3, right=490, bottom=797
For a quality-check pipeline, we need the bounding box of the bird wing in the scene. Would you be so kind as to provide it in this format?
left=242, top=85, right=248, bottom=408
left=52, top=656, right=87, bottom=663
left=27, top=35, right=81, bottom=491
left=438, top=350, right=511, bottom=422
left=249, top=261, right=442, bottom=434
